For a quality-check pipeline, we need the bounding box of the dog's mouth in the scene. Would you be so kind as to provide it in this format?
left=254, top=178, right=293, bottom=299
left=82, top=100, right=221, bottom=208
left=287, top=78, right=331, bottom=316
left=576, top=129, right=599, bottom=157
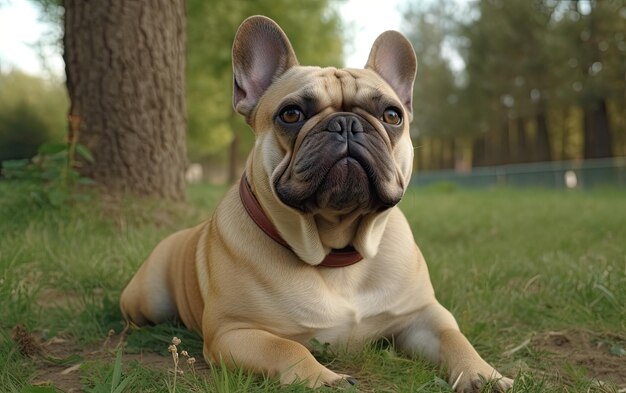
left=273, top=114, right=404, bottom=214
left=313, top=157, right=370, bottom=212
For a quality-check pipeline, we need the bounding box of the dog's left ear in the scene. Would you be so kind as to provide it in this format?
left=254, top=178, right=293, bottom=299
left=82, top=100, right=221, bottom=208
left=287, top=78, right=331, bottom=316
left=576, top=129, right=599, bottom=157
left=365, top=31, right=417, bottom=119
left=232, top=16, right=299, bottom=122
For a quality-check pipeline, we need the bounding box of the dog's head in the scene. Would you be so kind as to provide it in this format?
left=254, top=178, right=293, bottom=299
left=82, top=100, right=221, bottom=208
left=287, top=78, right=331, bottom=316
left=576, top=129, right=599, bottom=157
left=232, top=16, right=417, bottom=265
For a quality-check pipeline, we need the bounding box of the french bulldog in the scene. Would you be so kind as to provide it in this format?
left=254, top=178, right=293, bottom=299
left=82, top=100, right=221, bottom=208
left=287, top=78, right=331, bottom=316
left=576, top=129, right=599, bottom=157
left=120, top=15, right=513, bottom=392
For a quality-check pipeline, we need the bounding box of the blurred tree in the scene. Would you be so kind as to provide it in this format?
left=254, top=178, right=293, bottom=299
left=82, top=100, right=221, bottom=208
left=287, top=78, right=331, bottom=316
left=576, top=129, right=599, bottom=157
left=461, top=0, right=557, bottom=165
left=0, top=102, right=48, bottom=161
left=403, top=1, right=465, bottom=171
left=63, top=0, right=187, bottom=200
left=554, top=1, right=623, bottom=159
left=0, top=70, right=68, bottom=161
left=403, top=0, right=625, bottom=169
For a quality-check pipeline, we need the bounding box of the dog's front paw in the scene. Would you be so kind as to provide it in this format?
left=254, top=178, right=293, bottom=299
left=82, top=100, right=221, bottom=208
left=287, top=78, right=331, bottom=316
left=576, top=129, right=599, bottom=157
left=450, top=369, right=513, bottom=393
left=332, top=374, right=358, bottom=388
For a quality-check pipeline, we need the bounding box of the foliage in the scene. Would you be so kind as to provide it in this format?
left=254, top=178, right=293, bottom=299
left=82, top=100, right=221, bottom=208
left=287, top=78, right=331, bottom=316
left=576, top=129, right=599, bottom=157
left=125, top=324, right=203, bottom=357
left=0, top=70, right=68, bottom=161
left=0, top=102, right=49, bottom=161
left=84, top=349, right=134, bottom=393
left=403, top=0, right=626, bottom=169
left=0, top=70, right=92, bottom=208
left=403, top=1, right=462, bottom=139
left=1, top=140, right=95, bottom=207
left=0, top=331, right=36, bottom=393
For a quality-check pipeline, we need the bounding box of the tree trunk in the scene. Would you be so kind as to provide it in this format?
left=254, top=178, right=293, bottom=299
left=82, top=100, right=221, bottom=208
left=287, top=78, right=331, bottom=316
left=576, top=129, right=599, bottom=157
left=63, top=0, right=187, bottom=200
left=445, top=138, right=456, bottom=169
left=499, top=115, right=510, bottom=165
left=579, top=4, right=612, bottom=160
left=583, top=99, right=612, bottom=159
left=472, top=135, right=486, bottom=168
left=485, top=131, right=498, bottom=166
left=535, top=102, right=551, bottom=162
left=438, top=138, right=455, bottom=169
left=514, top=117, right=528, bottom=163
left=560, top=108, right=569, bottom=160
left=435, top=138, right=444, bottom=169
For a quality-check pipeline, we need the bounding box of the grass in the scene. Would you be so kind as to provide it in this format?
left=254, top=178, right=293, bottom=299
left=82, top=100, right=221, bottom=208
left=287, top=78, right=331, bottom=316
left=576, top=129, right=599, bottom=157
left=0, top=179, right=625, bottom=392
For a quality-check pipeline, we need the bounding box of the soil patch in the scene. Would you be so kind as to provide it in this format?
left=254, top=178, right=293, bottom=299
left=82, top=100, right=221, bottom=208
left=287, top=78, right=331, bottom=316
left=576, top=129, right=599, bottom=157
left=14, top=328, right=205, bottom=392
left=532, top=330, right=626, bottom=388
left=25, top=334, right=94, bottom=393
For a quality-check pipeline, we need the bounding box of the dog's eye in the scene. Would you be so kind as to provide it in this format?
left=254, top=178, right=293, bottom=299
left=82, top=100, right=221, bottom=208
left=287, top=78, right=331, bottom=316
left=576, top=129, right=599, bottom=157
left=279, top=106, right=304, bottom=124
left=381, top=108, right=402, bottom=125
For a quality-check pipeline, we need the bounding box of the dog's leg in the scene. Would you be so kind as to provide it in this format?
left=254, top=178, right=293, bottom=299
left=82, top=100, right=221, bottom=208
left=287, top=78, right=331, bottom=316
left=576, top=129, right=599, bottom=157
left=207, top=329, right=355, bottom=387
left=394, top=303, right=513, bottom=392
left=120, top=230, right=190, bottom=325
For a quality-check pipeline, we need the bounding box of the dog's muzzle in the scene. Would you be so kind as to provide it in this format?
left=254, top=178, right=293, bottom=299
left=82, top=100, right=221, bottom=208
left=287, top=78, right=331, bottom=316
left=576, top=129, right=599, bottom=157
left=274, top=113, right=403, bottom=213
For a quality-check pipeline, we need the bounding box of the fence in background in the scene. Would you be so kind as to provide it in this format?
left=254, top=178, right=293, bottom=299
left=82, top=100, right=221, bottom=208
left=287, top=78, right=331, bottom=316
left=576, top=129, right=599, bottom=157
left=411, top=157, right=626, bottom=189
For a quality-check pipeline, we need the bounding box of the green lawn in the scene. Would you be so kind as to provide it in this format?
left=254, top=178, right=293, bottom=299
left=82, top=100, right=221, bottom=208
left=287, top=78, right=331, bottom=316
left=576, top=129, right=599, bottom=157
left=1, top=180, right=624, bottom=392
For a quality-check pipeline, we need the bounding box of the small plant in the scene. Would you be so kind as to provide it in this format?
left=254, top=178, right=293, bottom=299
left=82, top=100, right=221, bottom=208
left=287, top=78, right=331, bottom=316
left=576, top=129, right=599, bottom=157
left=85, top=348, right=134, bottom=393
left=167, top=336, right=182, bottom=393
left=1, top=115, right=95, bottom=207
left=308, top=338, right=333, bottom=362
left=180, top=349, right=197, bottom=377
left=166, top=336, right=197, bottom=393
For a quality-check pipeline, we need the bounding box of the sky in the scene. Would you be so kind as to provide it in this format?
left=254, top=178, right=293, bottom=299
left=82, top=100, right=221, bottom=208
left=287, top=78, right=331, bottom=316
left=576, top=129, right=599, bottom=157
left=339, top=0, right=407, bottom=67
left=0, top=0, right=64, bottom=76
left=0, top=0, right=408, bottom=77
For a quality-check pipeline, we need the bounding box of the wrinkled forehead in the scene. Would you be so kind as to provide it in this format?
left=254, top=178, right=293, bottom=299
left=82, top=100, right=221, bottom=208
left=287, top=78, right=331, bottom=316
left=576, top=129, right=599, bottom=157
left=259, top=66, right=400, bottom=113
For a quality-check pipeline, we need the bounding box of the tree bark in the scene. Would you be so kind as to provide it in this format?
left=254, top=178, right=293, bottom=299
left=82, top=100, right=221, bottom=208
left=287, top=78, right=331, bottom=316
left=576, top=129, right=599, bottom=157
left=64, top=0, right=187, bottom=200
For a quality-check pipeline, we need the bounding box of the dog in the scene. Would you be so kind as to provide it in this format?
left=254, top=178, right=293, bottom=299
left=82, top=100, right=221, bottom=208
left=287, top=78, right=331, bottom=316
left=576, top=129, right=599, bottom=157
left=120, top=15, right=513, bottom=392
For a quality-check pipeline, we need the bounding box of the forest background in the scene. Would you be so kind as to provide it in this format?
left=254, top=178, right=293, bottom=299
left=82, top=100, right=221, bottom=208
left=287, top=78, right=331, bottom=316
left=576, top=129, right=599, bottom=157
left=1, top=0, right=623, bottom=183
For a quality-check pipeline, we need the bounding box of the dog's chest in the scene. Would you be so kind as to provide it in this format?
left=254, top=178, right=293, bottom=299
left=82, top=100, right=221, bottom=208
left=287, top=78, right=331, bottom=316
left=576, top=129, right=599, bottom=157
left=287, top=272, right=421, bottom=345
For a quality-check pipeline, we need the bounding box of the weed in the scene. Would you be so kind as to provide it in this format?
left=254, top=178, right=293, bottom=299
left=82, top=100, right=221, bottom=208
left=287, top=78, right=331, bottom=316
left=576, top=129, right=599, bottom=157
left=167, top=337, right=182, bottom=392
left=0, top=330, right=36, bottom=393
left=84, top=348, right=133, bottom=393
left=1, top=117, right=94, bottom=207
left=165, top=336, right=200, bottom=393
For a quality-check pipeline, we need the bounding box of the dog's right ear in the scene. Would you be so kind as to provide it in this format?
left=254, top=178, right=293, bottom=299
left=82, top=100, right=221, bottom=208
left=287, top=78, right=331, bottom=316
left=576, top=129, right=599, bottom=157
left=232, top=16, right=299, bottom=122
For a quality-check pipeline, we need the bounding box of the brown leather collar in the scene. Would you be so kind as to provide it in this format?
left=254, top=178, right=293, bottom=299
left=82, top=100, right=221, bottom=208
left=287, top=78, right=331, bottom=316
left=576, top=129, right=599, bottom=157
left=239, top=174, right=363, bottom=268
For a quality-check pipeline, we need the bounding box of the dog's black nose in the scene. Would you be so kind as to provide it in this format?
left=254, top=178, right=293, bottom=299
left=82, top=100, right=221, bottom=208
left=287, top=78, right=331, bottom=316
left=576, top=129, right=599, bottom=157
left=327, top=115, right=364, bottom=134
